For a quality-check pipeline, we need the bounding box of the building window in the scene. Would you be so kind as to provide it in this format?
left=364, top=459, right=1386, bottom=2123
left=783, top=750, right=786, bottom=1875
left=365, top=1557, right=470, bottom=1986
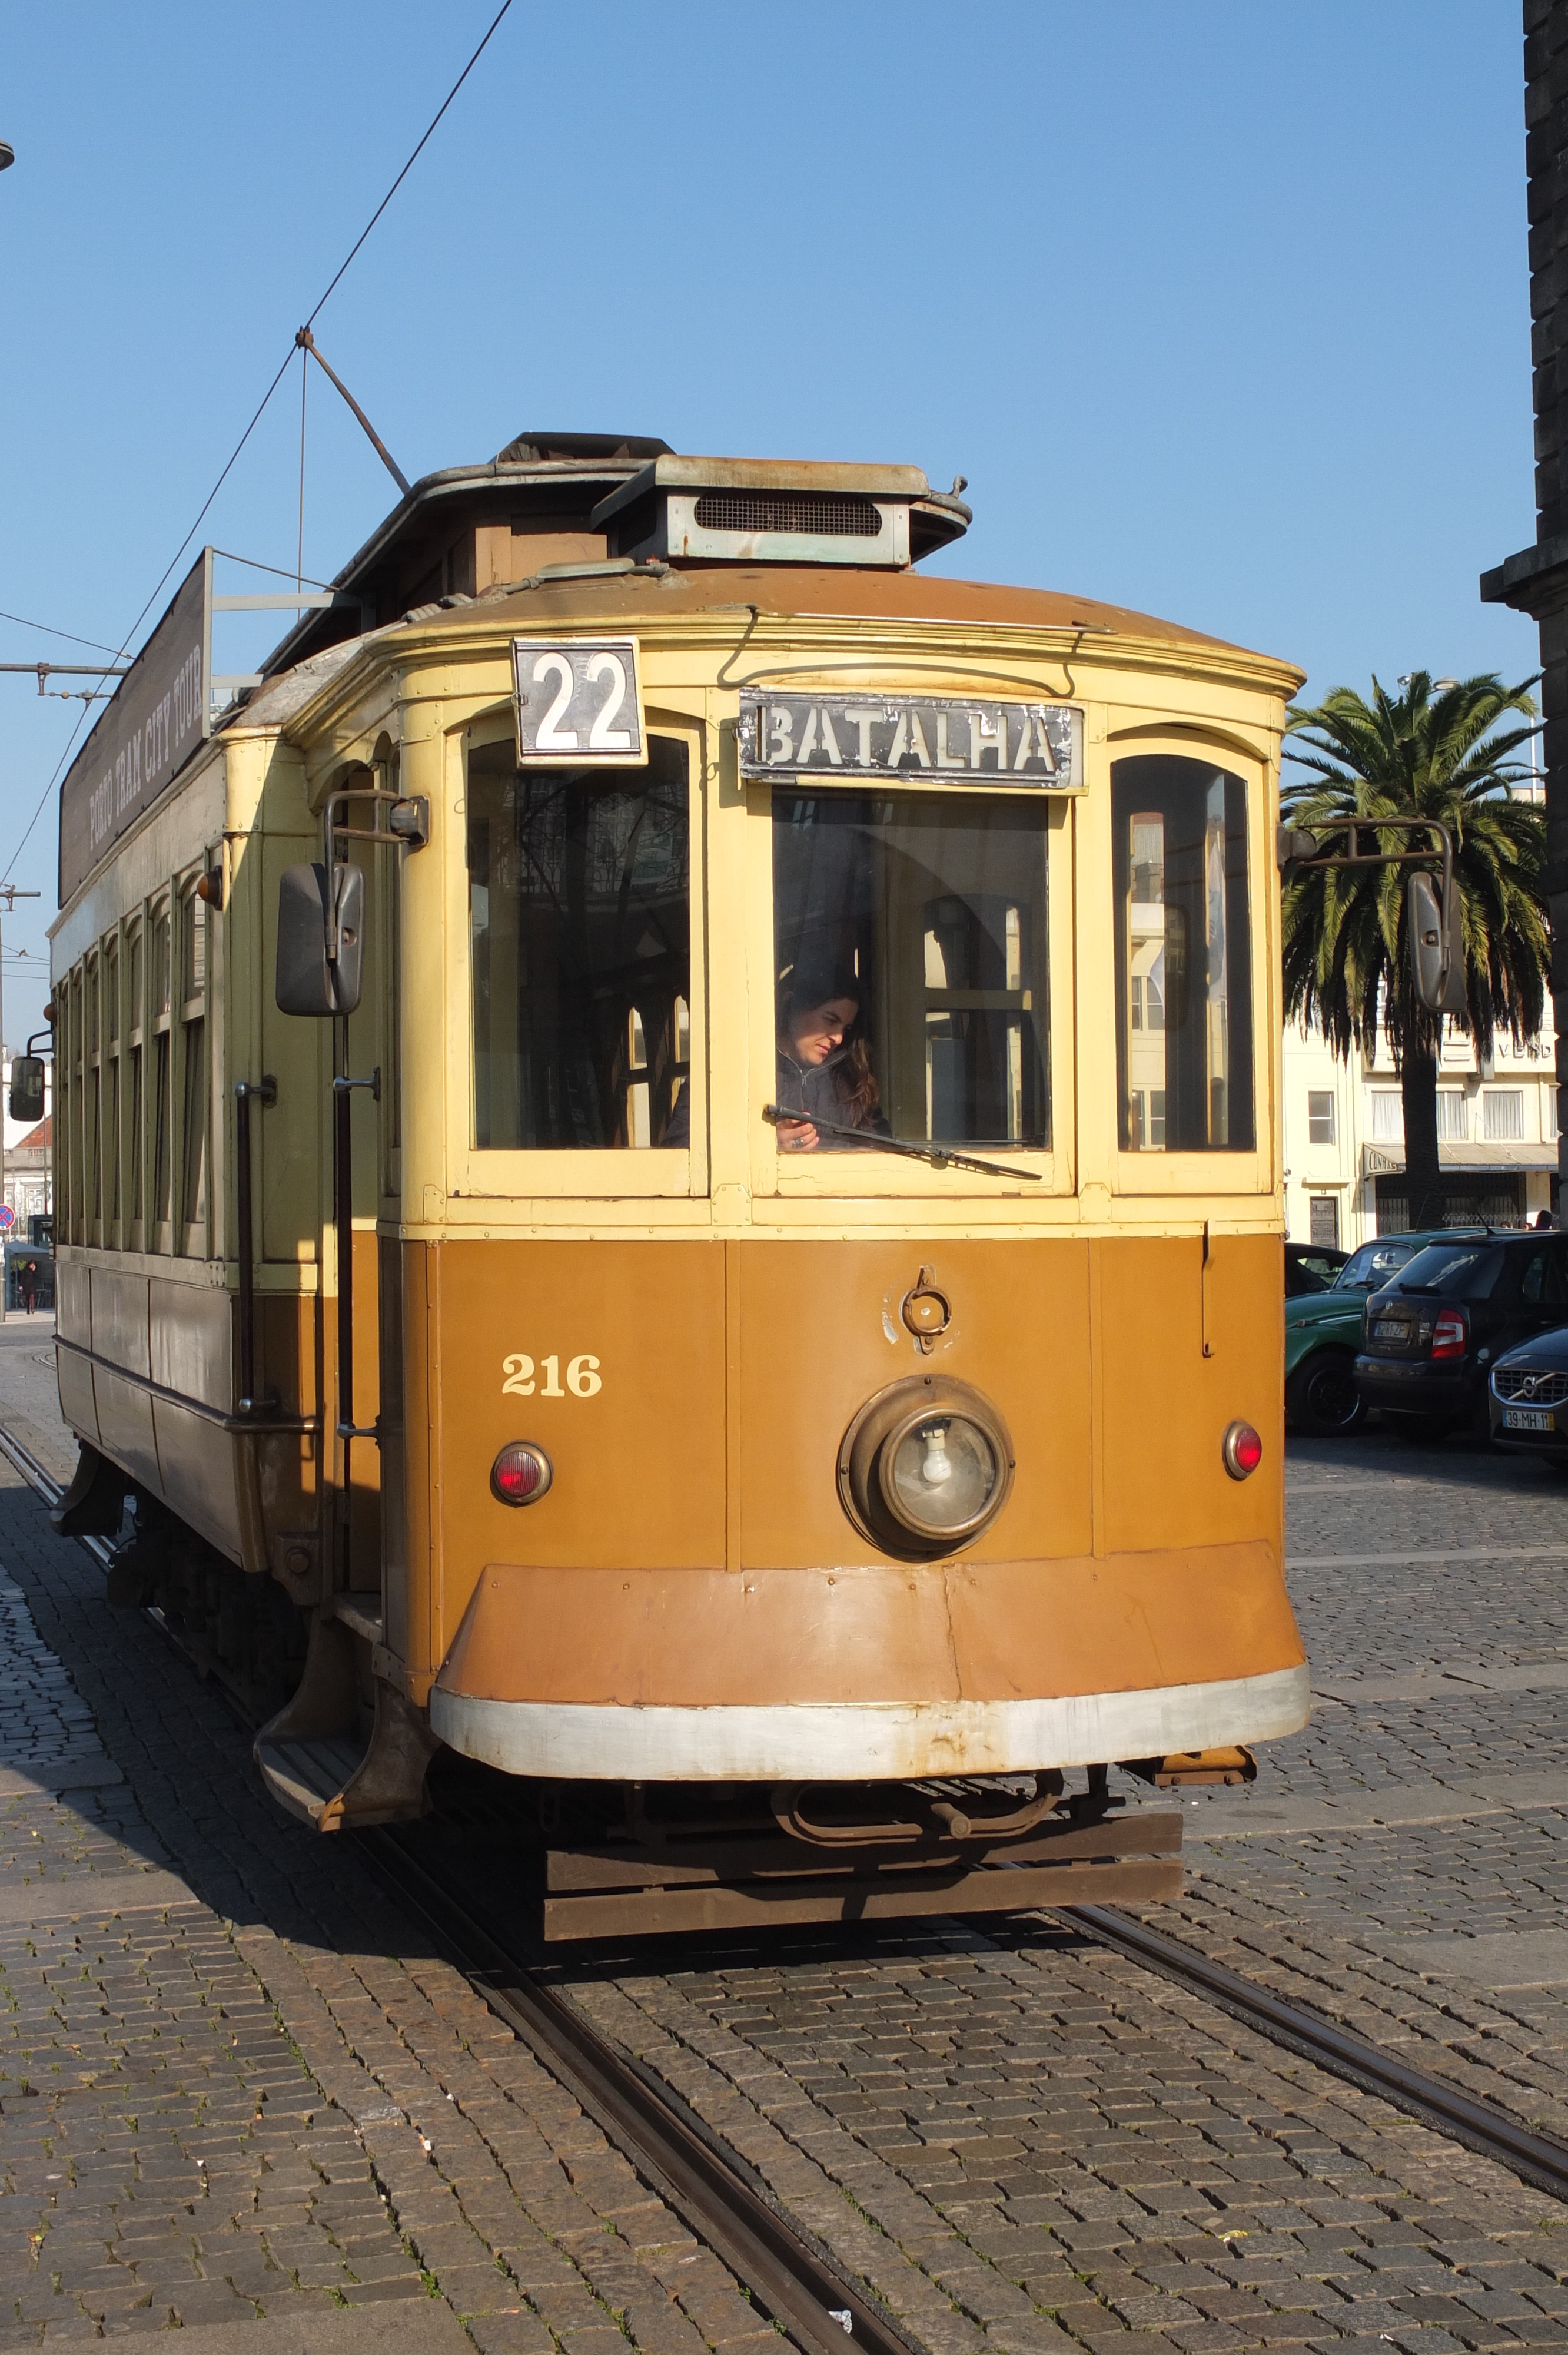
left=1546, top=1086, right=1560, bottom=1143
left=1309, top=1194, right=1340, bottom=1248
left=1370, top=1092, right=1402, bottom=1142
left=1307, top=1090, right=1335, bottom=1145
left=1483, top=1089, right=1524, bottom=1141
left=1436, top=1091, right=1467, bottom=1142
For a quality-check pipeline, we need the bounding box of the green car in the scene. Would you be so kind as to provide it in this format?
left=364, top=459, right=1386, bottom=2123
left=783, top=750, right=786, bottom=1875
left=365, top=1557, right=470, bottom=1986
left=1284, top=1229, right=1480, bottom=1435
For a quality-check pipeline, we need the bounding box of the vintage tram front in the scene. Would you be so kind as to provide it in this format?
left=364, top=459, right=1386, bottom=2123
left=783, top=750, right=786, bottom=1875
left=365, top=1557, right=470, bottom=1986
left=48, top=443, right=1307, bottom=1935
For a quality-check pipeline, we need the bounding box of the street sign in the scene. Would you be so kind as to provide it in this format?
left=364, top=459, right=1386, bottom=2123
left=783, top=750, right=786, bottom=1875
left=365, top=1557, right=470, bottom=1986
left=0, top=1207, right=16, bottom=1232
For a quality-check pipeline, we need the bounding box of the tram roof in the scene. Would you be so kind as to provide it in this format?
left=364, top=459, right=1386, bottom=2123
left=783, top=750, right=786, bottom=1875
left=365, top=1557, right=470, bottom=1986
left=391, top=560, right=1297, bottom=672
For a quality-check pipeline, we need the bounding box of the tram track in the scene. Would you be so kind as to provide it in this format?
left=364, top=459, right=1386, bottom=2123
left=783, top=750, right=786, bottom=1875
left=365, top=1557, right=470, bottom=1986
left=1, top=1407, right=1565, bottom=2287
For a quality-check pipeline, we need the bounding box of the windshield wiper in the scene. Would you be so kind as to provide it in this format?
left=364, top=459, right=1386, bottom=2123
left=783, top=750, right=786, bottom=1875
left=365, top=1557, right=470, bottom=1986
left=763, top=1104, right=1042, bottom=1181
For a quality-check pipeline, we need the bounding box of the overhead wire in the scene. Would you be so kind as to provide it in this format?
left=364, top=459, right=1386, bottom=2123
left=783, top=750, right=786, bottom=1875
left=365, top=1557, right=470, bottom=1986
left=0, top=611, right=124, bottom=656
left=1, top=0, right=517, bottom=893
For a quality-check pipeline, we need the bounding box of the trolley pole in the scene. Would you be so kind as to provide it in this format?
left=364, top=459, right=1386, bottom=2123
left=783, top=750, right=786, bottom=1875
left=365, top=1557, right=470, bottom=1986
left=0, top=885, right=42, bottom=1323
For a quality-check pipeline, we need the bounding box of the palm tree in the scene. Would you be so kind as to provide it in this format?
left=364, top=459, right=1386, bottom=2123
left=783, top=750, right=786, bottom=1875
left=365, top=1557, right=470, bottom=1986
left=1281, top=671, right=1547, bottom=1230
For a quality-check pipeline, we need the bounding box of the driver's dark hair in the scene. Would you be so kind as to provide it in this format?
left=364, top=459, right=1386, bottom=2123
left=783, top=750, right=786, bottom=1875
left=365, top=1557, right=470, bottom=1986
left=778, top=957, right=880, bottom=1124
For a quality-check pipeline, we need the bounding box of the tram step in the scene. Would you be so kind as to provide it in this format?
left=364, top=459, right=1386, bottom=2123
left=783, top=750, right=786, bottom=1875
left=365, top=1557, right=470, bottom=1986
left=255, top=1736, right=367, bottom=1828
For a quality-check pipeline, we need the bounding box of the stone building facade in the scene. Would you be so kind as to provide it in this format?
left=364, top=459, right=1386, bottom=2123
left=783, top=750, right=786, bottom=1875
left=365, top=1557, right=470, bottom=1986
left=1481, top=0, right=1568, bottom=1192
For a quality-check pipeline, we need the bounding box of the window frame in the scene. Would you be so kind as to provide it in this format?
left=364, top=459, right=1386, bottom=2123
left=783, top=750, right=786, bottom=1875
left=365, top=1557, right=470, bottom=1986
left=748, top=769, right=1072, bottom=1202
left=1306, top=1090, right=1336, bottom=1146
left=447, top=702, right=709, bottom=1204
left=175, top=871, right=211, bottom=1258
left=1103, top=725, right=1273, bottom=1199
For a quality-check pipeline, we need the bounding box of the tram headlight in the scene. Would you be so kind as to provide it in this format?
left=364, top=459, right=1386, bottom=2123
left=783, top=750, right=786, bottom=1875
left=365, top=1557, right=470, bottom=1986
left=491, top=1441, right=553, bottom=1505
left=839, top=1378, right=1014, bottom=1557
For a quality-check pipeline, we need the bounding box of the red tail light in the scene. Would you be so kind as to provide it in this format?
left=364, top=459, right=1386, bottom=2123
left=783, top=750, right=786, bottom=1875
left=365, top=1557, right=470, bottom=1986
left=1431, top=1310, right=1467, bottom=1361
left=491, top=1442, right=553, bottom=1505
left=1222, top=1420, right=1263, bottom=1480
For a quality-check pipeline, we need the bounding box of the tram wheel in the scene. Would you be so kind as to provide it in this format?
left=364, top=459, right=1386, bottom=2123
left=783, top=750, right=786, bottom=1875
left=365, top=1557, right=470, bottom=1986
left=1285, top=1352, right=1365, bottom=1437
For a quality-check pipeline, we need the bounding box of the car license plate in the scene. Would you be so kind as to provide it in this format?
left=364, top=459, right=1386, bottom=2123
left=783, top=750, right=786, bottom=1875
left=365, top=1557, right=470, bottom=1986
left=1373, top=1321, right=1406, bottom=1342
left=1503, top=1408, right=1555, bottom=1432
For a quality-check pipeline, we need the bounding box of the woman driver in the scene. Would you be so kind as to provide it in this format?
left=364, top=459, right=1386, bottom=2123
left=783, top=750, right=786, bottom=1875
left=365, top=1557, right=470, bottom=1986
left=773, top=964, right=889, bottom=1151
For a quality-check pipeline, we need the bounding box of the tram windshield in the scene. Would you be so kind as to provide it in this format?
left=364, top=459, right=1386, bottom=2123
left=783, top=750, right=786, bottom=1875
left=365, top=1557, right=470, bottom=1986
left=771, top=791, right=1050, bottom=1153
left=1112, top=755, right=1254, bottom=1153
left=467, top=737, right=690, bottom=1149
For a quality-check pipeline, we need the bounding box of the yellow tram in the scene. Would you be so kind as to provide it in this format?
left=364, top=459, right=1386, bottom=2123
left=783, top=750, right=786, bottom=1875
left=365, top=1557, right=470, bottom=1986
left=45, top=433, right=1308, bottom=1936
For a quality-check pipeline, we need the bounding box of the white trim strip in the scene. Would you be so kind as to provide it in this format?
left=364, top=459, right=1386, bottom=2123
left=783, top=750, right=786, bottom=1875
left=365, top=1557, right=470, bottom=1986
left=430, top=1664, right=1311, bottom=1783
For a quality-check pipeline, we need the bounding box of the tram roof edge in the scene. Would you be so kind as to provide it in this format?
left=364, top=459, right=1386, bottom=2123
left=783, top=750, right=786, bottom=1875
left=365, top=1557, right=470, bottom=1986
left=380, top=563, right=1305, bottom=685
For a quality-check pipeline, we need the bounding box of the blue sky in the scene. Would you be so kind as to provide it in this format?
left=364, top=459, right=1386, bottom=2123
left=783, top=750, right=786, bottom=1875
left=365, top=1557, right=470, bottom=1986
left=0, top=0, right=1541, bottom=1046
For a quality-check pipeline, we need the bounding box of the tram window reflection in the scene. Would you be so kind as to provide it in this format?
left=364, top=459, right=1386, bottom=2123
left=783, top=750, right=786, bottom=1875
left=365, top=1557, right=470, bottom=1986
left=467, top=736, right=690, bottom=1150
left=772, top=791, right=1049, bottom=1152
left=1113, top=755, right=1253, bottom=1153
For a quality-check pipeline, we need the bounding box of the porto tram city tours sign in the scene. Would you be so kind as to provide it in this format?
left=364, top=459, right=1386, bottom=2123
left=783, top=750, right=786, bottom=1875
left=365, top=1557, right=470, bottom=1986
left=738, top=691, right=1084, bottom=788
left=512, top=636, right=646, bottom=767
left=58, top=553, right=210, bottom=904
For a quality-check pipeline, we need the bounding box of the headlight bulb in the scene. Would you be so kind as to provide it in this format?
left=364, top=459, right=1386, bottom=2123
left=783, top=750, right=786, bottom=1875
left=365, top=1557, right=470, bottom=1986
left=919, top=1425, right=952, bottom=1487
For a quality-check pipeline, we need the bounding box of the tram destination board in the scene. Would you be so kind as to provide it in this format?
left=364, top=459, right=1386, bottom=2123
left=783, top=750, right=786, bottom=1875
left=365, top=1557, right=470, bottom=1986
left=738, top=690, right=1083, bottom=788
left=58, top=552, right=209, bottom=905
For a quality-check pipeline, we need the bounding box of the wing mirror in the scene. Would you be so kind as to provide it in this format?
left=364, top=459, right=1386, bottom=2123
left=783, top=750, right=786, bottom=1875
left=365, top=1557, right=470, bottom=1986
left=8, top=1056, right=44, bottom=1125
left=1408, top=870, right=1467, bottom=1017
left=275, top=861, right=364, bottom=1017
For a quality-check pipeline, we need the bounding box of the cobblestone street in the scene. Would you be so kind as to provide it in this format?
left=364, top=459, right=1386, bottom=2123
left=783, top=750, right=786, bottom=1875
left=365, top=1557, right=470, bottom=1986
left=0, top=1318, right=1563, bottom=2349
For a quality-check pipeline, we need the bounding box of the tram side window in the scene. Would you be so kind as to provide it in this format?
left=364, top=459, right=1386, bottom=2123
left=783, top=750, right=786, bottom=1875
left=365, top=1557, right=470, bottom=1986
left=771, top=791, right=1049, bottom=1152
left=1112, top=756, right=1254, bottom=1153
left=467, top=736, right=691, bottom=1150
left=178, top=890, right=208, bottom=1252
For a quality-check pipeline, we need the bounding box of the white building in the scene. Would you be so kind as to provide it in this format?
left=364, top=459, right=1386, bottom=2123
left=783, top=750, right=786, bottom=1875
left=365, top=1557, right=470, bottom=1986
left=1282, top=1012, right=1558, bottom=1247
left=1, top=1057, right=52, bottom=1234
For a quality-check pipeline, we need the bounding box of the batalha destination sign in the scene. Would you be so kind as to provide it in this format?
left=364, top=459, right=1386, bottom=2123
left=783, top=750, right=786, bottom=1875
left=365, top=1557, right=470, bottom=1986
left=737, top=691, right=1082, bottom=787
left=58, top=553, right=208, bottom=904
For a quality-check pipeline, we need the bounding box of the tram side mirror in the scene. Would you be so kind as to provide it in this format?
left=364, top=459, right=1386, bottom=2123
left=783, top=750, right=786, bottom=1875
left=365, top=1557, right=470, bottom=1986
left=275, top=861, right=365, bottom=1017
left=1408, top=870, right=1467, bottom=1017
left=1161, top=906, right=1191, bottom=1031
left=7, top=1057, right=44, bottom=1125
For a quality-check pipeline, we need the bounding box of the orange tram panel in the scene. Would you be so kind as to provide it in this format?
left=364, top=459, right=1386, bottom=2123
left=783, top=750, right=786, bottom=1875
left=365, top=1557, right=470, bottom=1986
left=45, top=435, right=1306, bottom=1936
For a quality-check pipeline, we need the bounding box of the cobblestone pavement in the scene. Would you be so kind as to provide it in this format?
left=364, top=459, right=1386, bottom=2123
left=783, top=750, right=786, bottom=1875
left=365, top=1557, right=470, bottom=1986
left=0, top=1322, right=1565, bottom=2350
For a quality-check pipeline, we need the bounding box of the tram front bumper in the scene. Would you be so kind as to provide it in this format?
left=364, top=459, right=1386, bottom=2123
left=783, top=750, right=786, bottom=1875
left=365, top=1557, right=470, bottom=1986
left=430, top=1548, right=1309, bottom=1782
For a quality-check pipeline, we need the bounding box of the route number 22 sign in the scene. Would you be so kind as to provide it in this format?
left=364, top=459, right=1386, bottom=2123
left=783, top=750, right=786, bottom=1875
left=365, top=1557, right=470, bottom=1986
left=512, top=636, right=646, bottom=767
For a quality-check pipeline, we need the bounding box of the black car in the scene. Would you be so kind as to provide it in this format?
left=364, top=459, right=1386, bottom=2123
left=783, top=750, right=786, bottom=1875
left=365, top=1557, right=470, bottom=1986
left=1285, top=1241, right=1350, bottom=1298
left=1354, top=1229, right=1568, bottom=1439
left=1489, top=1324, right=1568, bottom=1467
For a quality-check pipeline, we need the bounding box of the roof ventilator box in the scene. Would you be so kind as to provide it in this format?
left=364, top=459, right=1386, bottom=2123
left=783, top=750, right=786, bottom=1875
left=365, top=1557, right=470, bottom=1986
left=590, top=456, right=971, bottom=570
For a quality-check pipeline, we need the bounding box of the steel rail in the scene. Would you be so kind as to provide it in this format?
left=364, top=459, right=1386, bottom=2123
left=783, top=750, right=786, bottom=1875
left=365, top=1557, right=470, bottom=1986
left=1064, top=1903, right=1568, bottom=2207
left=3, top=1417, right=1566, bottom=2218
left=360, top=1831, right=923, bottom=2355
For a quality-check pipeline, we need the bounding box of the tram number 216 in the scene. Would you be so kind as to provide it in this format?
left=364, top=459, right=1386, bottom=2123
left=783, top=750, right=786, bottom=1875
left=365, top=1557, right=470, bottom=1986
left=501, top=1354, right=603, bottom=1398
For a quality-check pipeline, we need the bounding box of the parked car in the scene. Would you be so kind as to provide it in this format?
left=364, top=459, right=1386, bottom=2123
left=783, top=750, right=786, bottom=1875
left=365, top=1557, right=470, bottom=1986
left=1285, top=1230, right=1466, bottom=1436
left=1354, top=1229, right=1568, bottom=1439
left=1285, top=1242, right=1350, bottom=1298
left=1488, top=1324, right=1568, bottom=1468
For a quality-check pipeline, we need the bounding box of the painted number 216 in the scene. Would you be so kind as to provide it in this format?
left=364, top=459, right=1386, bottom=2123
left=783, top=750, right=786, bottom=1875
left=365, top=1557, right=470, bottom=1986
left=501, top=1353, right=602, bottom=1398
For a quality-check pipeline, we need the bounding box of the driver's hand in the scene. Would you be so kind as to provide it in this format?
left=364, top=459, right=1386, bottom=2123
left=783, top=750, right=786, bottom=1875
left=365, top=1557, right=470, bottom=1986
left=776, top=1117, right=820, bottom=1152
